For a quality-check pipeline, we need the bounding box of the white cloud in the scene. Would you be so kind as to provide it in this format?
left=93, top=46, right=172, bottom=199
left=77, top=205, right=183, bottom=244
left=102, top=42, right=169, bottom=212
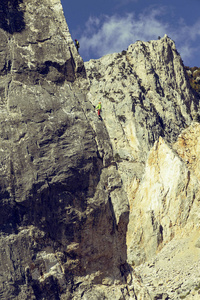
left=178, top=44, right=195, bottom=62
left=79, top=9, right=200, bottom=66
left=80, top=10, right=168, bottom=60
left=169, top=19, right=200, bottom=65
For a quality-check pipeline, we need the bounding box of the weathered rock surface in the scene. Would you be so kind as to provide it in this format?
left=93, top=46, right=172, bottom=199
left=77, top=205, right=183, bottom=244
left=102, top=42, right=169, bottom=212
left=85, top=37, right=200, bottom=296
left=85, top=36, right=198, bottom=163
left=126, top=123, right=200, bottom=299
left=135, top=229, right=200, bottom=300
left=0, top=1, right=131, bottom=299
left=84, top=36, right=199, bottom=201
left=0, top=1, right=200, bottom=300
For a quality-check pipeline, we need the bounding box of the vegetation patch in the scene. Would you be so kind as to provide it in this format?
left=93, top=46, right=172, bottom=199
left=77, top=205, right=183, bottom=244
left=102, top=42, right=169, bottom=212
left=185, top=66, right=200, bottom=94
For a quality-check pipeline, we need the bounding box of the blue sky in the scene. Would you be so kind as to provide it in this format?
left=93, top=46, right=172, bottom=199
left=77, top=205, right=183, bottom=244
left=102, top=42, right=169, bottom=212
left=61, top=0, right=200, bottom=67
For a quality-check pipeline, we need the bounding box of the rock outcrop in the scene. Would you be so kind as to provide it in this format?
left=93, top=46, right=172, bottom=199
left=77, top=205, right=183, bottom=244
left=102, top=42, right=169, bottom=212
left=0, top=1, right=133, bottom=299
left=0, top=1, right=200, bottom=300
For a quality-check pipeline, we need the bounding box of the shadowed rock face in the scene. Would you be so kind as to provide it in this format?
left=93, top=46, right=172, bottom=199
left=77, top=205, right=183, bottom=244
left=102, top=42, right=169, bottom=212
left=0, top=0, right=25, bottom=34
left=0, top=0, right=86, bottom=83
left=0, top=0, right=90, bottom=234
left=0, top=1, right=131, bottom=299
left=0, top=1, right=200, bottom=300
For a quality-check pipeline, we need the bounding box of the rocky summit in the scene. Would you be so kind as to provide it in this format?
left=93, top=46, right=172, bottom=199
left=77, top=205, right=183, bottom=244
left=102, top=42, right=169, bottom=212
left=0, top=1, right=200, bottom=300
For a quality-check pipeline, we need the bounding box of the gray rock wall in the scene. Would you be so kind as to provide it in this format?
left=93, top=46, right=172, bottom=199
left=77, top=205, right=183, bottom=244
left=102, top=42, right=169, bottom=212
left=0, top=1, right=200, bottom=300
left=0, top=1, right=131, bottom=299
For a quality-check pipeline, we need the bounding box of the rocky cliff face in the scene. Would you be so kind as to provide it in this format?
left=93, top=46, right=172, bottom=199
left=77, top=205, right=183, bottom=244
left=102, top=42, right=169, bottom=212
left=0, top=1, right=200, bottom=300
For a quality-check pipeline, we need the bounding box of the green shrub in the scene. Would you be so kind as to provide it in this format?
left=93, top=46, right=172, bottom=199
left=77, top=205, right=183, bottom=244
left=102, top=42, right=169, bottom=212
left=185, top=66, right=200, bottom=94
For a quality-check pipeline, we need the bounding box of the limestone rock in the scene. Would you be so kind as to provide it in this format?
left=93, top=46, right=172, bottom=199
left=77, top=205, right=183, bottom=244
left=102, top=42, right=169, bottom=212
left=173, top=122, right=200, bottom=181
left=127, top=123, right=200, bottom=299
left=0, top=1, right=200, bottom=300
left=85, top=35, right=198, bottom=166
left=135, top=230, right=200, bottom=299
left=0, top=1, right=130, bottom=299
left=85, top=35, right=199, bottom=195
left=127, top=136, right=200, bottom=265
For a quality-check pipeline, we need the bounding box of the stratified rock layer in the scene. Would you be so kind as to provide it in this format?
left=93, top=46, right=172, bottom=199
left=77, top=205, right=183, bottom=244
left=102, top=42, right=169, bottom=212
left=0, top=1, right=200, bottom=300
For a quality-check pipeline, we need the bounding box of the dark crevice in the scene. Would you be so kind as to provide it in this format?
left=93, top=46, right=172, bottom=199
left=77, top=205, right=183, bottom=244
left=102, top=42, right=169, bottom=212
left=0, top=0, right=25, bottom=34
left=108, top=196, right=117, bottom=234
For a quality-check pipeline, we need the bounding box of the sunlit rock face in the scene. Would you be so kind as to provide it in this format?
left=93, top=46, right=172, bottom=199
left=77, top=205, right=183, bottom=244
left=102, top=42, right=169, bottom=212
left=85, top=35, right=200, bottom=299
left=0, top=1, right=200, bottom=300
left=84, top=34, right=198, bottom=205
left=85, top=35, right=198, bottom=171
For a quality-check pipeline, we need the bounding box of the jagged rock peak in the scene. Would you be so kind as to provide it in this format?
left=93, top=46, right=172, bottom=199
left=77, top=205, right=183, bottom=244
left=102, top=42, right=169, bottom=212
left=85, top=34, right=198, bottom=167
